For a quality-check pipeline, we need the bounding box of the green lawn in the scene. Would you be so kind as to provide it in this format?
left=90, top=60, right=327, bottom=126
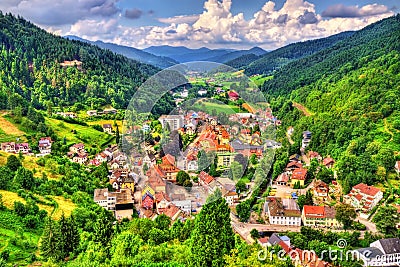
left=250, top=75, right=273, bottom=87
left=193, top=100, right=239, bottom=115
left=45, top=118, right=114, bottom=148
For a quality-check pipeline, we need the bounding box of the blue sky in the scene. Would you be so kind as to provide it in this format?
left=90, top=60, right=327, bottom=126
left=0, top=0, right=397, bottom=49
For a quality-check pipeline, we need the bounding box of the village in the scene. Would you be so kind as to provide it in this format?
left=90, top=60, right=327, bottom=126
left=1, top=79, right=399, bottom=267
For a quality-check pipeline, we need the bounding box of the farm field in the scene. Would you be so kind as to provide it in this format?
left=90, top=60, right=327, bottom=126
left=0, top=113, right=27, bottom=143
left=0, top=151, right=61, bottom=180
left=0, top=190, right=76, bottom=219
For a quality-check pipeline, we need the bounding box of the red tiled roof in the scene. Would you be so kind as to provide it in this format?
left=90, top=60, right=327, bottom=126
left=292, top=168, right=307, bottom=180
left=276, top=173, right=289, bottom=183
left=323, top=157, right=335, bottom=166
left=354, top=194, right=363, bottom=201
left=199, top=171, right=214, bottom=185
left=287, top=161, right=303, bottom=169
left=353, top=183, right=381, bottom=197
left=303, top=205, right=324, bottom=218
left=162, top=154, right=175, bottom=166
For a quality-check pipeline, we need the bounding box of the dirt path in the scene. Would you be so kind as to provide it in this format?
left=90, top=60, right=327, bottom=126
left=383, top=118, right=394, bottom=142
left=292, top=102, right=312, bottom=117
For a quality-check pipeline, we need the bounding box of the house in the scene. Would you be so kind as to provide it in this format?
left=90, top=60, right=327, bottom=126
left=290, top=168, right=307, bottom=187
left=158, top=203, right=182, bottom=221
left=345, top=183, right=383, bottom=213
left=265, top=197, right=301, bottom=226
left=1, top=142, right=16, bottom=153
left=142, top=124, right=150, bottom=133
left=158, top=115, right=184, bottom=131
left=70, top=143, right=85, bottom=154
left=302, top=131, right=312, bottom=149
left=172, top=200, right=192, bottom=214
left=276, top=173, right=289, bottom=186
left=103, top=124, right=113, bottom=134
left=15, top=143, right=30, bottom=154
left=228, top=91, right=239, bottom=101
left=87, top=110, right=97, bottom=116
left=266, top=233, right=291, bottom=247
left=143, top=152, right=156, bottom=167
left=155, top=191, right=171, bottom=213
left=142, top=192, right=154, bottom=210
left=395, top=161, right=400, bottom=174
left=197, top=89, right=208, bottom=96
left=147, top=169, right=167, bottom=193
left=38, top=137, right=52, bottom=155
left=258, top=237, right=269, bottom=247
left=186, top=155, right=198, bottom=171
left=199, top=171, right=215, bottom=186
left=353, top=238, right=400, bottom=267
left=72, top=153, right=88, bottom=164
left=223, top=191, right=237, bottom=206
left=313, top=180, right=329, bottom=200
left=158, top=155, right=178, bottom=182
left=103, top=108, right=117, bottom=115
left=302, top=205, right=341, bottom=228
left=94, top=188, right=134, bottom=219
left=285, top=161, right=303, bottom=172
left=323, top=157, right=335, bottom=168
left=95, top=152, right=108, bottom=163
left=307, top=151, right=322, bottom=161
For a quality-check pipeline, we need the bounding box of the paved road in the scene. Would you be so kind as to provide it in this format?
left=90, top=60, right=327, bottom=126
left=230, top=212, right=300, bottom=243
left=356, top=216, right=377, bottom=233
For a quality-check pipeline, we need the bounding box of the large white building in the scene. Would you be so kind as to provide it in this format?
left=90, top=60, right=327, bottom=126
left=158, top=115, right=184, bottom=131
left=265, top=197, right=301, bottom=226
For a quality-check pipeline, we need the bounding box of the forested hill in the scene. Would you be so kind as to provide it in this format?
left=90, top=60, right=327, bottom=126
left=0, top=12, right=174, bottom=113
left=244, top=31, right=355, bottom=75
left=267, top=15, right=400, bottom=193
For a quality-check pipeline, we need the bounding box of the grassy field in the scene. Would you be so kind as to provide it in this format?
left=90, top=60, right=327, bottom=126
left=0, top=190, right=76, bottom=219
left=0, top=113, right=27, bottom=143
left=250, top=75, right=273, bottom=87
left=86, top=119, right=123, bottom=130
left=193, top=99, right=240, bottom=115
left=46, top=117, right=114, bottom=148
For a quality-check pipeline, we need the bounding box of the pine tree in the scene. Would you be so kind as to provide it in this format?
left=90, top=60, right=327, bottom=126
left=59, top=214, right=80, bottom=259
left=115, top=124, right=120, bottom=146
left=40, top=218, right=62, bottom=260
left=190, top=197, right=235, bottom=267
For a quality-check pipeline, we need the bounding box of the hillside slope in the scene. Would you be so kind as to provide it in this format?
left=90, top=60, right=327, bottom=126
left=266, top=15, right=400, bottom=193
left=245, top=31, right=355, bottom=75
left=0, top=12, right=174, bottom=115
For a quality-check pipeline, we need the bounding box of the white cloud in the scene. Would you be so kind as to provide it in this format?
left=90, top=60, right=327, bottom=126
left=158, top=15, right=200, bottom=24
left=1, top=0, right=395, bottom=49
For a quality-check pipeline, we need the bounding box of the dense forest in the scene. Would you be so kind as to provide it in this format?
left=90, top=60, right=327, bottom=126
left=266, top=15, right=400, bottom=193
left=243, top=31, right=355, bottom=76
left=0, top=12, right=174, bottom=114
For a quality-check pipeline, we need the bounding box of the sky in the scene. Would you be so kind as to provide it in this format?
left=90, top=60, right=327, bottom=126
left=0, top=0, right=397, bottom=50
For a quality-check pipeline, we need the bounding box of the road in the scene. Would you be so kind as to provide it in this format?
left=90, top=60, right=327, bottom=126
left=230, top=212, right=301, bottom=243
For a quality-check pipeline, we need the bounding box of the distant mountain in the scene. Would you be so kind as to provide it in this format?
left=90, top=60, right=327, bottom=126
left=205, top=47, right=266, bottom=64
left=244, top=31, right=355, bottom=75
left=64, top=35, right=178, bottom=68
left=144, top=45, right=238, bottom=63
left=225, top=53, right=262, bottom=69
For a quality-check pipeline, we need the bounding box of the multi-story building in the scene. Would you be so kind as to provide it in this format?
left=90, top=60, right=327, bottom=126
left=302, top=205, right=342, bottom=228
left=265, top=197, right=301, bottom=226
left=94, top=188, right=134, bottom=219
left=158, top=115, right=184, bottom=131
left=345, top=183, right=383, bottom=213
